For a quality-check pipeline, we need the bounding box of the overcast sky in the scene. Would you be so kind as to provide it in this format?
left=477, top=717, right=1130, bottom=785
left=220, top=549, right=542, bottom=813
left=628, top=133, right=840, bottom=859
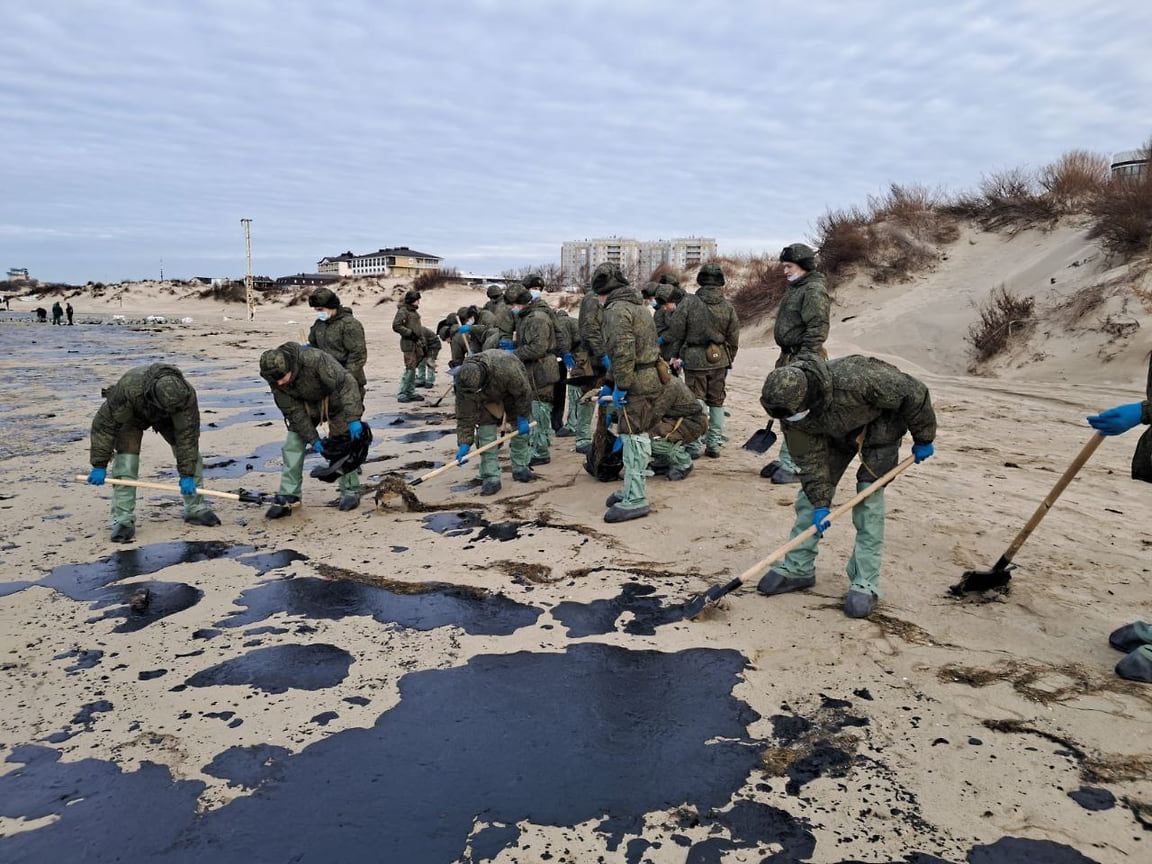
left=1, top=0, right=1149, bottom=283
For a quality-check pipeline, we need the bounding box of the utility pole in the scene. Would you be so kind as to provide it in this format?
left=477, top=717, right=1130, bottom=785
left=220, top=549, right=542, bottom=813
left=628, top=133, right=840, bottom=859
left=159, top=258, right=164, bottom=282
left=241, top=218, right=254, bottom=321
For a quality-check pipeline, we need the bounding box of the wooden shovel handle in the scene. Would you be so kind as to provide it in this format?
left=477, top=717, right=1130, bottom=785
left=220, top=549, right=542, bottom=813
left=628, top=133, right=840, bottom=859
left=74, top=475, right=242, bottom=501
left=736, top=455, right=916, bottom=584
left=411, top=421, right=538, bottom=486
left=996, top=432, right=1104, bottom=568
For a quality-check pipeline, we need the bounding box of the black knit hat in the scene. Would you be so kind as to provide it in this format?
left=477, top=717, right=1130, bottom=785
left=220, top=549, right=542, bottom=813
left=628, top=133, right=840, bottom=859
left=780, top=243, right=817, bottom=272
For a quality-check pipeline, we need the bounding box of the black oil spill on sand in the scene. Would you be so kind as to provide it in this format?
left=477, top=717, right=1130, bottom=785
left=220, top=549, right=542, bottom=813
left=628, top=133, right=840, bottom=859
left=52, top=648, right=104, bottom=673
left=217, top=575, right=541, bottom=636
left=185, top=644, right=354, bottom=694
left=421, top=512, right=524, bottom=542
left=1068, top=786, right=1116, bottom=811
left=552, top=582, right=686, bottom=636
left=0, top=644, right=769, bottom=864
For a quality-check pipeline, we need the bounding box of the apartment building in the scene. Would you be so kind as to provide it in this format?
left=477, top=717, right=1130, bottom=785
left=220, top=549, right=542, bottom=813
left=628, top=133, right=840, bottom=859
left=317, top=246, right=442, bottom=279
left=560, top=237, right=717, bottom=283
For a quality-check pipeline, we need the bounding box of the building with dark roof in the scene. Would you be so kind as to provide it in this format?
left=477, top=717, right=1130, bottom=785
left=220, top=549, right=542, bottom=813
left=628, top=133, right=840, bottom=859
left=318, top=246, right=442, bottom=279
left=274, top=273, right=340, bottom=288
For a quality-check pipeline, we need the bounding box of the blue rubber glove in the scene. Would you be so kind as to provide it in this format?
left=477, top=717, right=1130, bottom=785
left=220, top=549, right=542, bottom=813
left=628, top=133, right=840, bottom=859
left=812, top=507, right=831, bottom=536
left=611, top=387, right=628, bottom=409
left=456, top=443, right=471, bottom=464
left=349, top=420, right=363, bottom=440
left=1087, top=402, right=1144, bottom=436
left=459, top=323, right=472, bottom=333
left=657, top=336, right=664, bottom=346
left=562, top=352, right=575, bottom=370
left=517, top=416, right=531, bottom=437
left=87, top=467, right=106, bottom=486
left=179, top=476, right=197, bottom=496
left=912, top=441, right=934, bottom=463
left=611, top=435, right=623, bottom=454
left=602, top=355, right=611, bottom=371
left=598, top=384, right=612, bottom=399
left=312, top=440, right=324, bottom=456
left=499, top=339, right=514, bottom=351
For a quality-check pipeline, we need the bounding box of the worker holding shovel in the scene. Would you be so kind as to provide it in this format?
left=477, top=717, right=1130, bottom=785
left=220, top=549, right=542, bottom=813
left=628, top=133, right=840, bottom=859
left=1087, top=389, right=1152, bottom=683
left=453, top=350, right=536, bottom=496
left=87, top=364, right=220, bottom=543
left=757, top=355, right=936, bottom=618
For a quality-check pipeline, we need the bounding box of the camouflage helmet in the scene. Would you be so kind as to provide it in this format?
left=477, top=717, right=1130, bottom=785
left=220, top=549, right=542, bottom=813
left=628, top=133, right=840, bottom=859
left=641, top=281, right=659, bottom=299
left=259, top=348, right=291, bottom=383
left=404, top=290, right=421, bottom=305
left=654, top=284, right=681, bottom=305
left=504, top=283, right=532, bottom=306
left=657, top=273, right=681, bottom=287
left=590, top=262, right=629, bottom=295
left=761, top=366, right=809, bottom=418
left=151, top=374, right=193, bottom=412
left=308, top=287, right=340, bottom=309
left=486, top=283, right=504, bottom=300
left=780, top=243, right=818, bottom=272
left=696, top=263, right=725, bottom=286
left=456, top=305, right=479, bottom=322
left=455, top=360, right=487, bottom=393
left=523, top=274, right=545, bottom=290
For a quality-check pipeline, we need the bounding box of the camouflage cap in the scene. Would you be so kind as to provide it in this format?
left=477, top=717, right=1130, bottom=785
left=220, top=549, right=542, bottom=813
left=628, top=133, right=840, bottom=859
left=456, top=305, right=478, bottom=322
left=456, top=360, right=487, bottom=392
left=523, top=274, right=545, bottom=290
left=654, top=284, right=679, bottom=305
left=151, top=374, right=193, bottom=412
left=259, top=348, right=291, bottom=382
left=641, top=281, right=659, bottom=299
left=486, top=283, right=504, bottom=300
left=780, top=243, right=817, bottom=271
left=308, top=287, right=340, bottom=309
left=404, top=290, right=421, bottom=305
left=657, top=273, right=681, bottom=287
left=697, top=263, right=725, bottom=286
left=504, top=283, right=532, bottom=306
left=590, top=263, right=629, bottom=295
left=761, top=366, right=810, bottom=417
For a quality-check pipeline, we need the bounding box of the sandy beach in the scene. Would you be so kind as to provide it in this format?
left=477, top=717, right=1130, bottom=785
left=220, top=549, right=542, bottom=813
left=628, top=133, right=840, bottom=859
left=1, top=224, right=1151, bottom=863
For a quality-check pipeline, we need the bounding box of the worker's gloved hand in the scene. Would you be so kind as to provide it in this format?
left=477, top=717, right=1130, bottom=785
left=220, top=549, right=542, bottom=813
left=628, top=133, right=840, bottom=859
left=812, top=507, right=831, bottom=536
left=179, top=476, right=197, bottom=496
left=458, top=324, right=472, bottom=333
left=348, top=420, right=363, bottom=440
left=87, top=467, right=106, bottom=486
left=562, top=352, right=575, bottom=370
left=602, top=355, right=611, bottom=371
left=498, top=339, right=514, bottom=351
left=516, top=416, right=531, bottom=437
left=612, top=435, right=624, bottom=454
left=312, top=440, right=324, bottom=456
left=456, top=444, right=471, bottom=464
left=598, top=384, right=612, bottom=399
left=912, top=441, right=934, bottom=463
left=657, top=336, right=664, bottom=345
left=611, top=387, right=628, bottom=409
left=1087, top=402, right=1144, bottom=436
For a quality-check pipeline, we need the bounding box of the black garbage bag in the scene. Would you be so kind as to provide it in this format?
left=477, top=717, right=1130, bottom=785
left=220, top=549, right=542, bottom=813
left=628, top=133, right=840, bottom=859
left=583, top=409, right=622, bottom=483
left=310, top=422, right=374, bottom=483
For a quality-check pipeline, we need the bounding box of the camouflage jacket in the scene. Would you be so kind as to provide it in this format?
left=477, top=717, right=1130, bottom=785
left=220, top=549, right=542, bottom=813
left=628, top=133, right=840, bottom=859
left=578, top=290, right=606, bottom=368
left=774, top=271, right=830, bottom=364
left=90, top=364, right=200, bottom=475
left=513, top=297, right=560, bottom=392
left=774, top=356, right=936, bottom=508
left=484, top=297, right=516, bottom=342
left=391, top=302, right=423, bottom=353
left=455, top=350, right=534, bottom=445
left=421, top=326, right=441, bottom=359
left=555, top=309, right=583, bottom=363
left=267, top=343, right=364, bottom=443
left=602, top=286, right=662, bottom=397
left=666, top=285, right=739, bottom=371
left=650, top=375, right=707, bottom=443
left=308, top=307, right=367, bottom=388
left=653, top=305, right=675, bottom=361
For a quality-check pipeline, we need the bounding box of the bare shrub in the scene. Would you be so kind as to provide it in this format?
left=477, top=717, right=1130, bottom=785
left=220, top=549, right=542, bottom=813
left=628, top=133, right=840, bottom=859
left=198, top=281, right=248, bottom=303
left=814, top=206, right=871, bottom=282
left=1038, top=150, right=1110, bottom=212
left=730, top=255, right=790, bottom=324
left=648, top=262, right=683, bottom=285
left=1054, top=282, right=1111, bottom=328
left=966, top=284, right=1036, bottom=362
left=975, top=168, right=1060, bottom=234
left=1087, top=143, right=1152, bottom=259
left=412, top=267, right=459, bottom=292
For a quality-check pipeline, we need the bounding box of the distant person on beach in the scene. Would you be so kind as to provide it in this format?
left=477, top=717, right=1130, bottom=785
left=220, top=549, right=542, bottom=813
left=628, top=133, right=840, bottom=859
left=51, top=301, right=63, bottom=325
left=2, top=295, right=9, bottom=310
left=35, top=307, right=47, bottom=322
left=392, top=290, right=425, bottom=403
left=307, top=288, right=367, bottom=397
left=66, top=302, right=74, bottom=325
left=86, top=364, right=220, bottom=543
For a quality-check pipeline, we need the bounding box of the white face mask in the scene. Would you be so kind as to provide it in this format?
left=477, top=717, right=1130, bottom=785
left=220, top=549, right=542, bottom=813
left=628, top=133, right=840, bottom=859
left=786, top=273, right=803, bottom=283
left=649, top=300, right=657, bottom=308
left=786, top=409, right=809, bottom=422
left=511, top=305, right=524, bottom=315
left=529, top=290, right=542, bottom=300
left=316, top=312, right=330, bottom=322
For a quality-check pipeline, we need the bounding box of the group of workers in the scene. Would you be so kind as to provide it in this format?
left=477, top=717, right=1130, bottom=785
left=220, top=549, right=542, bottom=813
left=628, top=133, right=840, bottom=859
left=80, top=251, right=1151, bottom=683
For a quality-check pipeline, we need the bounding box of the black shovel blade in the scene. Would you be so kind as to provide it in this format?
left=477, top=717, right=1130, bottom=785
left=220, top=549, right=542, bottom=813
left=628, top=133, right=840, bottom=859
left=237, top=489, right=271, bottom=505
left=742, top=425, right=778, bottom=454
left=950, top=565, right=1014, bottom=596
left=682, top=577, right=744, bottom=619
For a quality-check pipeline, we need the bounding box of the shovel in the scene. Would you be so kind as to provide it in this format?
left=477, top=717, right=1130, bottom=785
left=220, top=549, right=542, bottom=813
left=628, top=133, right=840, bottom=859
left=952, top=432, right=1104, bottom=595
left=430, top=383, right=455, bottom=408
left=408, top=421, right=537, bottom=487
left=74, top=475, right=280, bottom=505
left=742, top=420, right=778, bottom=454
left=682, top=455, right=916, bottom=619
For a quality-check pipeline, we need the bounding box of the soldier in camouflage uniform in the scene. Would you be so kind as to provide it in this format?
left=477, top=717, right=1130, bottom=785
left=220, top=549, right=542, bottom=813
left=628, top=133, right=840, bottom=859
left=484, top=283, right=516, bottom=349
left=762, top=243, right=831, bottom=485
left=506, top=283, right=559, bottom=466
left=653, top=282, right=685, bottom=369
left=449, top=305, right=492, bottom=368
left=415, top=326, right=440, bottom=389
left=757, top=355, right=936, bottom=618
left=87, top=364, right=220, bottom=543
left=648, top=374, right=708, bottom=482
left=259, top=342, right=366, bottom=517
left=555, top=307, right=583, bottom=437
left=453, top=349, right=536, bottom=495
left=666, top=263, right=739, bottom=458
left=391, top=290, right=425, bottom=402
left=574, top=274, right=608, bottom=455
left=308, top=288, right=368, bottom=397
left=596, top=264, right=663, bottom=522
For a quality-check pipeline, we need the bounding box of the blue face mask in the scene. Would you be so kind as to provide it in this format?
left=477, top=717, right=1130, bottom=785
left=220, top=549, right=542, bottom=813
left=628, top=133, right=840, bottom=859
left=316, top=312, right=330, bottom=322
left=530, top=290, right=542, bottom=300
